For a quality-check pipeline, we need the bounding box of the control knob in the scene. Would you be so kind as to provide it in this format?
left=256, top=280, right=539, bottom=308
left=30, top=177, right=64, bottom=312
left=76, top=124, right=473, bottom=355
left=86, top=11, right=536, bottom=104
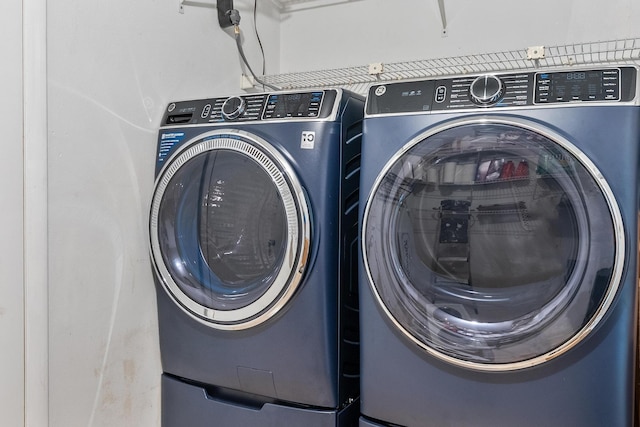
left=221, top=96, right=246, bottom=120
left=469, top=74, right=504, bottom=106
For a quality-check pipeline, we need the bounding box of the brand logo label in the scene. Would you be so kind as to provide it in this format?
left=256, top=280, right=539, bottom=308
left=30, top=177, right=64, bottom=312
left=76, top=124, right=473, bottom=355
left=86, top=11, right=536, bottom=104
left=375, top=86, right=387, bottom=96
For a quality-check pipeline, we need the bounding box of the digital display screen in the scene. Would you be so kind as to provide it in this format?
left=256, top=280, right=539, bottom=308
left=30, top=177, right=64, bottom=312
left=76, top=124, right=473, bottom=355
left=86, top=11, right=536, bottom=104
left=264, top=92, right=322, bottom=118
left=535, top=69, right=620, bottom=103
left=551, top=71, right=603, bottom=101
left=564, top=72, right=588, bottom=80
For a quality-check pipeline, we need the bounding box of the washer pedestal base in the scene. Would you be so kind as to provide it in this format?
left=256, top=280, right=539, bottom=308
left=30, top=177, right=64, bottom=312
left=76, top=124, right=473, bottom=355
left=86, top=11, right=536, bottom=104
left=162, top=374, right=359, bottom=427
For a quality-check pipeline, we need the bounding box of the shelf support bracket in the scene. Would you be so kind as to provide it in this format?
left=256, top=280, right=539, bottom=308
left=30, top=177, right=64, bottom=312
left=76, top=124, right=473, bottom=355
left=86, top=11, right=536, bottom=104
left=368, top=62, right=384, bottom=76
left=179, top=0, right=216, bottom=14
left=437, top=0, right=447, bottom=36
left=526, top=45, right=545, bottom=67
left=272, top=0, right=365, bottom=13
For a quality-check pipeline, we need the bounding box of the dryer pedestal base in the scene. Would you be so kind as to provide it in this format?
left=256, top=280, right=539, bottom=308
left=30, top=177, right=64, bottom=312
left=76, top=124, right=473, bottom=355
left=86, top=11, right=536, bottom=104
left=162, top=374, right=359, bottom=427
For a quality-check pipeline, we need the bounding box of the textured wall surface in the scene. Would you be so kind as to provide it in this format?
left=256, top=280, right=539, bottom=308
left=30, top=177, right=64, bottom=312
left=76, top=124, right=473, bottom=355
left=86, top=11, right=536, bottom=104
left=47, top=1, right=278, bottom=425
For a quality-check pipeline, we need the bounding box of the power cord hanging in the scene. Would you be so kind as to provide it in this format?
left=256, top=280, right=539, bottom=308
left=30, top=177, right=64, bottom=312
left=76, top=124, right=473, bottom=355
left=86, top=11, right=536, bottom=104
left=253, top=0, right=266, bottom=76
left=229, top=7, right=280, bottom=91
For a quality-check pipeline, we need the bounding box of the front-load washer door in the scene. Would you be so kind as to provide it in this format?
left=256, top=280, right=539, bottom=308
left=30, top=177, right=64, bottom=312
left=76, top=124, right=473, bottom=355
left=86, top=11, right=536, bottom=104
left=150, top=129, right=311, bottom=330
left=362, top=117, right=624, bottom=371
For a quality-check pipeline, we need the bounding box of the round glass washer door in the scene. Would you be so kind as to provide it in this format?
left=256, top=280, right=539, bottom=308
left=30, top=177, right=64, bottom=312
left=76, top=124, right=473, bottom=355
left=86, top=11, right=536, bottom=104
left=362, top=117, right=624, bottom=371
left=150, top=129, right=311, bottom=330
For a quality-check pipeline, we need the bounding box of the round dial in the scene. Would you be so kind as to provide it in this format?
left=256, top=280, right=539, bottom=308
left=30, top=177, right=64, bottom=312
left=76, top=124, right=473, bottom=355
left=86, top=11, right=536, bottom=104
left=221, top=96, right=246, bottom=120
left=469, top=75, right=504, bottom=106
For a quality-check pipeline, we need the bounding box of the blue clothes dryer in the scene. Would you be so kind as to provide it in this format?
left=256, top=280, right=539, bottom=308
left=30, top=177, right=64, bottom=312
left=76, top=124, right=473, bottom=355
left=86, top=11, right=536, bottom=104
left=149, top=89, right=363, bottom=426
left=358, top=67, right=639, bottom=426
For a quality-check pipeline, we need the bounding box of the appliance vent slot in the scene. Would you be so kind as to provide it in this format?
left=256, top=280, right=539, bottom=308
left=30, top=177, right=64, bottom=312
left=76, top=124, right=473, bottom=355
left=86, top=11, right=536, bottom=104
left=338, top=117, right=363, bottom=403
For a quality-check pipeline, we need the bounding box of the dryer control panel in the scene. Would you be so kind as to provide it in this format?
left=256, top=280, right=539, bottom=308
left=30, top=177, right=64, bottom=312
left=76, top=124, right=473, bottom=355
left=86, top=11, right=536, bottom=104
left=162, top=90, right=338, bottom=126
left=366, top=66, right=637, bottom=115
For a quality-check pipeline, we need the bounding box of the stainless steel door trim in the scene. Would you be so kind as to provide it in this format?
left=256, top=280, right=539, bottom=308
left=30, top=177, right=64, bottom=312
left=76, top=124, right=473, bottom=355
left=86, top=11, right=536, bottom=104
left=361, top=115, right=625, bottom=371
left=150, top=129, right=312, bottom=330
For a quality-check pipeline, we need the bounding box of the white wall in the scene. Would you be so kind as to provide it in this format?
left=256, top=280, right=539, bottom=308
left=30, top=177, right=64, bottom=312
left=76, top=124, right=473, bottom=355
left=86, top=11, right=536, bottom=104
left=46, top=0, right=279, bottom=425
left=279, top=0, right=640, bottom=72
left=0, top=1, right=24, bottom=426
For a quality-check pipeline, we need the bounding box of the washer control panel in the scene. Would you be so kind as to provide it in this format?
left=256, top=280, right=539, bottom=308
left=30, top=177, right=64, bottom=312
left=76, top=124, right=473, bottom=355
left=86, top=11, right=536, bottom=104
left=366, top=66, right=637, bottom=115
left=162, top=90, right=338, bottom=126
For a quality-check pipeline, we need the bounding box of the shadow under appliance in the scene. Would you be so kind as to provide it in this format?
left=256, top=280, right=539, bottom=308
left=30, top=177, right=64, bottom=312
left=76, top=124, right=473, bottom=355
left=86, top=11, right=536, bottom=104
left=149, top=89, right=363, bottom=426
left=359, top=67, right=639, bottom=426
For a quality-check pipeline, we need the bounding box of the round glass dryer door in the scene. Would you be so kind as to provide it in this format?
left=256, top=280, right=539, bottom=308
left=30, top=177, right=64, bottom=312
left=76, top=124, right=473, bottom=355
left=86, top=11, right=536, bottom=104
left=362, top=118, right=624, bottom=371
left=150, top=129, right=311, bottom=330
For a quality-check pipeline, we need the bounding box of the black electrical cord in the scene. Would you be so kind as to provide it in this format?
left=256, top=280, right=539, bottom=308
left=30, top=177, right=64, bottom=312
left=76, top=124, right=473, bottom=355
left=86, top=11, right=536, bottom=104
left=230, top=8, right=280, bottom=91
left=253, top=0, right=266, bottom=76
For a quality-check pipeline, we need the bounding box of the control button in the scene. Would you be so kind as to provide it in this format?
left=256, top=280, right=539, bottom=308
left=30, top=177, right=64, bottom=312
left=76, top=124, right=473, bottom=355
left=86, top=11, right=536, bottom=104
left=435, top=86, right=447, bottom=103
left=221, top=96, right=246, bottom=120
left=201, top=104, right=212, bottom=119
left=470, top=74, right=504, bottom=106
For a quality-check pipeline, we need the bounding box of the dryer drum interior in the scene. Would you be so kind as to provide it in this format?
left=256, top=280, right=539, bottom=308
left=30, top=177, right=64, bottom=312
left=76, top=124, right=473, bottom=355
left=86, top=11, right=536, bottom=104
left=150, top=132, right=311, bottom=330
left=362, top=119, right=623, bottom=370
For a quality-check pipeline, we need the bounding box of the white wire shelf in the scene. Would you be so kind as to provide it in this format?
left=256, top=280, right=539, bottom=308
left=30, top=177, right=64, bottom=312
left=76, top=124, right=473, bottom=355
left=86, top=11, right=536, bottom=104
left=271, top=0, right=365, bottom=12
left=179, top=0, right=363, bottom=13
left=261, top=38, right=640, bottom=95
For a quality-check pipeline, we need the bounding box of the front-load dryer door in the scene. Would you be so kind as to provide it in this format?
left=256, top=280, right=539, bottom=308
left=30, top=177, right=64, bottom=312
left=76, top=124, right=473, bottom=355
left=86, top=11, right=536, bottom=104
left=150, top=129, right=311, bottom=330
left=362, top=117, right=624, bottom=371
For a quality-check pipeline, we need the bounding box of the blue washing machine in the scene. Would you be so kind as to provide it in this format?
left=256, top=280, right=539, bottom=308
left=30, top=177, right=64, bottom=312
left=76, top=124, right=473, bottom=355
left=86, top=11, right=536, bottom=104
left=149, top=89, right=363, bottom=426
left=358, top=67, right=639, bottom=426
